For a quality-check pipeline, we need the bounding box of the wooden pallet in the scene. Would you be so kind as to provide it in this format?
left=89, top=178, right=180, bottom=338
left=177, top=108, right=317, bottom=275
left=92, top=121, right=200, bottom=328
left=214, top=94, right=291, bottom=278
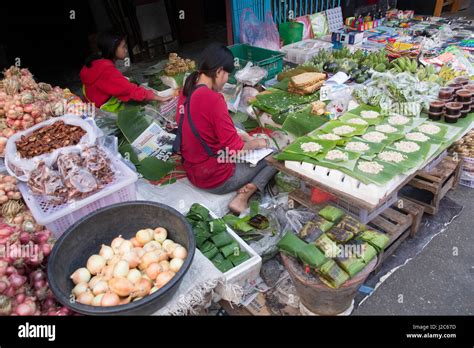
left=391, top=198, right=425, bottom=237
left=401, top=156, right=461, bottom=215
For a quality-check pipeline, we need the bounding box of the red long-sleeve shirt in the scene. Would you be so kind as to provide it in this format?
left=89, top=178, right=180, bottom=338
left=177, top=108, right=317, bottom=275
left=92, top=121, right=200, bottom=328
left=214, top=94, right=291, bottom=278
left=176, top=86, right=244, bottom=189
left=80, top=59, right=155, bottom=107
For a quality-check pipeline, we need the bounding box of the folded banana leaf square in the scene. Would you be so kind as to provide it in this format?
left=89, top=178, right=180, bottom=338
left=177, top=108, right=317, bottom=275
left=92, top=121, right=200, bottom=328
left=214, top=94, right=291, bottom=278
left=228, top=251, right=250, bottom=267
left=210, top=232, right=235, bottom=248
left=209, top=218, right=227, bottom=234
left=220, top=241, right=240, bottom=258
left=277, top=232, right=307, bottom=258
left=326, top=227, right=354, bottom=244
left=318, top=259, right=350, bottom=288
left=318, top=205, right=345, bottom=223
left=298, top=243, right=328, bottom=268
left=201, top=241, right=219, bottom=260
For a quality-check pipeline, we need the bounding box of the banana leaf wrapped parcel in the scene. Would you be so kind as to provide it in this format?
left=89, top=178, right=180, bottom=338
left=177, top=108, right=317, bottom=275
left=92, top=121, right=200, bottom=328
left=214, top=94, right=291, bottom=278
left=357, top=230, right=390, bottom=253
left=318, top=259, right=350, bottom=288
left=298, top=243, right=328, bottom=268
left=186, top=203, right=210, bottom=225
left=277, top=232, right=307, bottom=258
left=315, top=233, right=341, bottom=258
left=335, top=215, right=364, bottom=236
left=326, top=226, right=354, bottom=244
left=318, top=205, right=345, bottom=223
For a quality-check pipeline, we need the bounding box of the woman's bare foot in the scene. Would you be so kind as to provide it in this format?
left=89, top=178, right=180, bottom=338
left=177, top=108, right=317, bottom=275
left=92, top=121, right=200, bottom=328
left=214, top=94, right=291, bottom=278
left=229, top=183, right=257, bottom=214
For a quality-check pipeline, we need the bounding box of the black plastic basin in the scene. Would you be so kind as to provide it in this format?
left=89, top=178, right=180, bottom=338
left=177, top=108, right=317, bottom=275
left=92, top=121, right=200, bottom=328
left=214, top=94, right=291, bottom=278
left=47, top=201, right=195, bottom=315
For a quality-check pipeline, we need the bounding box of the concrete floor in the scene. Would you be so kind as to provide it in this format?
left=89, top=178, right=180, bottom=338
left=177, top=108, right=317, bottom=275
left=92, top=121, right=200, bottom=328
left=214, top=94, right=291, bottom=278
left=354, top=186, right=474, bottom=315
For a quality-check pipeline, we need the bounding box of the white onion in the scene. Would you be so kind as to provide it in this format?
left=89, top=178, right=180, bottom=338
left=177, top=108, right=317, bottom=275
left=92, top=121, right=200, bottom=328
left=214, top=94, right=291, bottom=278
left=72, top=282, right=89, bottom=297
left=113, top=260, right=129, bottom=278
left=88, top=275, right=102, bottom=289
left=118, top=240, right=134, bottom=255
left=155, top=271, right=175, bottom=289
left=86, top=255, right=106, bottom=275
left=133, top=247, right=146, bottom=258
left=92, top=293, right=104, bottom=306
left=92, top=280, right=109, bottom=295
left=170, top=258, right=184, bottom=273
left=111, top=235, right=125, bottom=253
left=70, top=268, right=91, bottom=285
left=172, top=246, right=188, bottom=260
left=159, top=260, right=170, bottom=272
left=99, top=245, right=114, bottom=261
left=77, top=291, right=94, bottom=305
left=101, top=292, right=120, bottom=306
left=139, top=251, right=160, bottom=270
left=121, top=250, right=140, bottom=269
left=143, top=241, right=162, bottom=252
left=126, top=269, right=142, bottom=284
left=154, top=227, right=167, bottom=243
left=163, top=241, right=177, bottom=254
left=136, top=229, right=154, bottom=245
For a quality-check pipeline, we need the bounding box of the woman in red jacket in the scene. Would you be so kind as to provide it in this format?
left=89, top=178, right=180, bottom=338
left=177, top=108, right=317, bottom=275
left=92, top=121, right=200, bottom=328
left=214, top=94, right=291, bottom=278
left=174, top=43, right=276, bottom=214
left=80, top=32, right=169, bottom=112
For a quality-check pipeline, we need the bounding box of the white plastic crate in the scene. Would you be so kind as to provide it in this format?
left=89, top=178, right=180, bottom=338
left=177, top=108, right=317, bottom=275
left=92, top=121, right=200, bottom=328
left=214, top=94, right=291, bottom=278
left=205, top=208, right=262, bottom=303
left=19, top=156, right=138, bottom=238
left=281, top=39, right=333, bottom=65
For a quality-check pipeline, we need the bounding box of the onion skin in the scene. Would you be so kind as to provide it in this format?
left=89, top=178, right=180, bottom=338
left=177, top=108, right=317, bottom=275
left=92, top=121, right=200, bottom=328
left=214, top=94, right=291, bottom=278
left=139, top=251, right=159, bottom=271
left=101, top=292, right=120, bottom=307
left=172, top=246, right=188, bottom=260
left=155, top=271, right=176, bottom=290
left=108, top=277, right=134, bottom=297
left=153, top=227, right=167, bottom=243
left=86, top=255, right=106, bottom=275
left=132, top=278, right=152, bottom=298
left=70, top=268, right=91, bottom=285
left=145, top=263, right=163, bottom=280
left=77, top=291, right=94, bottom=305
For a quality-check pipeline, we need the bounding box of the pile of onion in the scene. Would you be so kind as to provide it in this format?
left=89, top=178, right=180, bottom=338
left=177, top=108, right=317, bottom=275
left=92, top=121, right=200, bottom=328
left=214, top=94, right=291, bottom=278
left=0, top=226, right=73, bottom=316
left=70, top=227, right=188, bottom=307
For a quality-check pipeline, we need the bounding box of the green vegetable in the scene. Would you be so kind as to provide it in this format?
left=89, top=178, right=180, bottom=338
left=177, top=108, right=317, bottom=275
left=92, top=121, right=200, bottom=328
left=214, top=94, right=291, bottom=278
left=210, top=232, right=234, bottom=248
left=277, top=232, right=307, bottom=258
left=201, top=241, right=219, bottom=259
left=298, top=244, right=327, bottom=268
left=318, top=259, right=350, bottom=288
left=220, top=241, right=241, bottom=258
left=228, top=251, right=250, bottom=267
left=319, top=206, right=345, bottom=223
left=209, top=219, right=227, bottom=234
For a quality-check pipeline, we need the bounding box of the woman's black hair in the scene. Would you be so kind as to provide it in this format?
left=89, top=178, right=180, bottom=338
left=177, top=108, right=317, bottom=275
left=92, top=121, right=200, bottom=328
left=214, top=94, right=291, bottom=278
left=183, top=42, right=235, bottom=97
left=84, top=31, right=126, bottom=68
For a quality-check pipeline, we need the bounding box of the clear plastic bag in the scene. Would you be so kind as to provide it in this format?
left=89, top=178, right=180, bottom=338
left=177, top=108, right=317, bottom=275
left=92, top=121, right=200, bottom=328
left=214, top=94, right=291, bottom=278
left=235, top=62, right=268, bottom=86
left=240, top=9, right=280, bottom=51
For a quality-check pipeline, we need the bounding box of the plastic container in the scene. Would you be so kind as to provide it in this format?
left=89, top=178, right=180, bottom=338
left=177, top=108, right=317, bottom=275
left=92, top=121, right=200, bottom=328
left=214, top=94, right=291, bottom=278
left=204, top=207, right=261, bottom=302
left=279, top=21, right=304, bottom=45
left=281, top=39, right=333, bottom=64
left=47, top=201, right=195, bottom=315
left=228, top=44, right=285, bottom=84
left=429, top=101, right=445, bottom=113
left=19, top=155, right=138, bottom=238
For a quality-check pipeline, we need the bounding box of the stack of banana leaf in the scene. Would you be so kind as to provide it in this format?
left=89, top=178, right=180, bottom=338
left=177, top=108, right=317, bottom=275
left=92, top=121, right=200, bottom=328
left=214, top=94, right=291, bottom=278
left=187, top=203, right=250, bottom=273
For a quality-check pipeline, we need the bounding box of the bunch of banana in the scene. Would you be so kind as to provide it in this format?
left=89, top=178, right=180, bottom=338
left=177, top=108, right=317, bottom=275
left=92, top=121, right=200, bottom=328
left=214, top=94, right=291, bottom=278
left=333, top=47, right=351, bottom=60
left=438, top=65, right=464, bottom=84
left=311, top=49, right=333, bottom=66
left=390, top=57, right=418, bottom=74
left=362, top=51, right=390, bottom=72
left=416, top=64, right=439, bottom=82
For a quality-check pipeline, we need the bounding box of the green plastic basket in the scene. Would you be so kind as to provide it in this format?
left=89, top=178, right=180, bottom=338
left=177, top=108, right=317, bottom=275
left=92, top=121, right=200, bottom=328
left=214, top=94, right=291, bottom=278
left=228, top=44, right=285, bottom=84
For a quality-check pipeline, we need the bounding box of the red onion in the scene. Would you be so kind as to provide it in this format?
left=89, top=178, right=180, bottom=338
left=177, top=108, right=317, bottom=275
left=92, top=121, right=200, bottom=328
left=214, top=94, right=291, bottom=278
left=41, top=243, right=51, bottom=257
left=15, top=303, right=34, bottom=316
left=0, top=281, right=8, bottom=294
left=0, top=225, right=14, bottom=238
left=34, top=279, right=45, bottom=290
left=19, top=232, right=30, bottom=245
left=33, top=231, right=51, bottom=245
left=30, top=270, right=46, bottom=283
left=57, top=307, right=71, bottom=316
left=42, top=298, right=56, bottom=310
left=15, top=293, right=25, bottom=304
left=4, top=286, right=15, bottom=297
left=6, top=266, right=17, bottom=276
left=8, top=274, right=26, bottom=289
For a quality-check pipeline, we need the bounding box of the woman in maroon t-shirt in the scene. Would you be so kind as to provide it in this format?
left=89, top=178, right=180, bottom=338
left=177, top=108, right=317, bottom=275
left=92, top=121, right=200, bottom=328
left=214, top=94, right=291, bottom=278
left=175, top=43, right=276, bottom=214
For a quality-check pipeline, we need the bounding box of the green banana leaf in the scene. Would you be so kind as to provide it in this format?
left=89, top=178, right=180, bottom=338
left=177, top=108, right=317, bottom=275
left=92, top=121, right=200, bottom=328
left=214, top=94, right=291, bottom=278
left=341, top=139, right=386, bottom=157
left=375, top=149, right=424, bottom=171
left=386, top=140, right=432, bottom=162
left=272, top=151, right=320, bottom=165
left=209, top=219, right=227, bottom=234
left=315, top=149, right=361, bottom=172
left=135, top=157, right=176, bottom=181
left=251, top=89, right=321, bottom=117
left=362, top=127, right=405, bottom=145
left=413, top=121, right=449, bottom=141
left=223, top=214, right=254, bottom=233
left=307, top=129, right=348, bottom=146
left=319, top=121, right=368, bottom=138
left=350, top=159, right=402, bottom=185
left=282, top=107, right=328, bottom=137
left=186, top=203, right=210, bottom=222
left=339, top=112, right=382, bottom=126
left=210, top=232, right=234, bottom=248
left=220, top=241, right=240, bottom=258
left=228, top=251, right=250, bottom=267
left=283, top=136, right=336, bottom=158
left=117, top=105, right=153, bottom=143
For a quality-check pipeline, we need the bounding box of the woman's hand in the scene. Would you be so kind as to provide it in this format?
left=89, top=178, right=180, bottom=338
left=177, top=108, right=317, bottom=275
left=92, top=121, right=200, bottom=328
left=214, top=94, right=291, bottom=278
left=242, top=138, right=268, bottom=151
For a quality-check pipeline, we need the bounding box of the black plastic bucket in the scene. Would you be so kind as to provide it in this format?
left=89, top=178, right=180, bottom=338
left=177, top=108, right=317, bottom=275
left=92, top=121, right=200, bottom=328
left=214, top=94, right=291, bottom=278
left=47, top=201, right=195, bottom=315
